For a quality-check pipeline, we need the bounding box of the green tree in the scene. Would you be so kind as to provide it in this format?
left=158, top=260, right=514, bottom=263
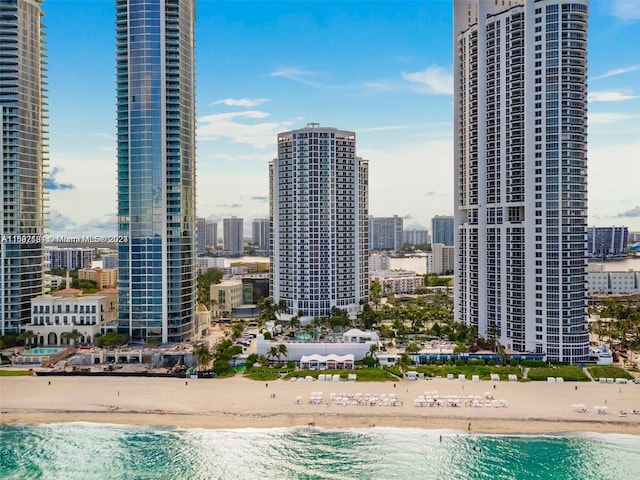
left=231, top=322, right=244, bottom=339
left=370, top=281, right=382, bottom=310
left=267, top=346, right=280, bottom=363
left=289, top=316, right=301, bottom=332
left=405, top=342, right=421, bottom=354
left=61, top=328, right=82, bottom=347
left=399, top=353, right=413, bottom=374
left=277, top=343, right=288, bottom=360
left=193, top=343, right=212, bottom=372
left=257, top=297, right=278, bottom=323
left=94, top=331, right=128, bottom=347
left=17, top=330, right=36, bottom=347
left=71, top=278, right=99, bottom=294
left=197, top=268, right=223, bottom=305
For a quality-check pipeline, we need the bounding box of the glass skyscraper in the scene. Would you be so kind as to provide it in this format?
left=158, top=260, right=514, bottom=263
left=116, top=0, right=196, bottom=343
left=0, top=0, right=47, bottom=335
left=454, top=0, right=589, bottom=362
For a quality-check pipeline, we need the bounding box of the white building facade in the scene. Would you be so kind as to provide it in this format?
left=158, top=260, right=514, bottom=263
left=403, top=229, right=430, bottom=246
left=431, top=243, right=455, bottom=275
left=251, top=218, right=270, bottom=252
left=370, top=270, right=425, bottom=295
left=587, top=271, right=640, bottom=295
left=270, top=124, right=369, bottom=319
left=29, top=291, right=118, bottom=346
left=369, top=215, right=403, bottom=251
left=257, top=329, right=378, bottom=361
left=223, top=217, right=244, bottom=253
left=454, top=0, right=589, bottom=362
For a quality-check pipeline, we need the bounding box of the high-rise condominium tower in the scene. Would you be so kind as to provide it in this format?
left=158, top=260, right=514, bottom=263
left=369, top=215, right=403, bottom=251
left=270, top=123, right=369, bottom=319
left=251, top=218, right=270, bottom=252
left=431, top=215, right=455, bottom=246
left=223, top=217, right=243, bottom=253
left=116, top=0, right=196, bottom=343
left=454, top=0, right=589, bottom=362
left=196, top=217, right=216, bottom=255
left=0, top=0, right=47, bottom=334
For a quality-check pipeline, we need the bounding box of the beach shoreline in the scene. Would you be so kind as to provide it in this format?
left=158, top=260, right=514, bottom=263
left=2, top=375, right=639, bottom=435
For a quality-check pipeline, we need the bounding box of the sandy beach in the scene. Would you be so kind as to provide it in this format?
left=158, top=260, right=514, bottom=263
left=1, top=375, right=639, bottom=434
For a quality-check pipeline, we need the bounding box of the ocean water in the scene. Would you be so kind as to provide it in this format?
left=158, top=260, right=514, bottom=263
left=1, top=423, right=639, bottom=480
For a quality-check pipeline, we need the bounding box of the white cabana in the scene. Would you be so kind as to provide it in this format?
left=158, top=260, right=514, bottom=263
left=299, top=353, right=355, bottom=370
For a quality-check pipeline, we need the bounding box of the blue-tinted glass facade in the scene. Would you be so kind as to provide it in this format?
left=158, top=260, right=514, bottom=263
left=116, top=0, right=196, bottom=343
left=0, top=0, right=46, bottom=335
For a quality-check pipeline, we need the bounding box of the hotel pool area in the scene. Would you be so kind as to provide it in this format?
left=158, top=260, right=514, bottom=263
left=12, top=347, right=68, bottom=366
left=23, top=347, right=64, bottom=356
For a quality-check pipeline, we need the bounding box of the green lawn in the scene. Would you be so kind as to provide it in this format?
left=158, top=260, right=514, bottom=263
left=0, top=370, right=31, bottom=377
left=244, top=366, right=293, bottom=381
left=587, top=365, right=633, bottom=381
left=413, top=365, right=522, bottom=381
left=527, top=365, right=590, bottom=382
left=284, top=368, right=395, bottom=382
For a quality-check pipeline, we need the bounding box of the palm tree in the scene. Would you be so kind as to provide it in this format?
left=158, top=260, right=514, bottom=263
left=267, top=346, right=280, bottom=364
left=289, top=316, right=300, bottom=333
left=193, top=343, right=212, bottom=372
left=398, top=353, right=413, bottom=375
left=17, top=330, right=36, bottom=347
left=61, top=329, right=82, bottom=347
left=277, top=343, right=288, bottom=361
left=405, top=342, right=421, bottom=354
left=276, top=299, right=289, bottom=317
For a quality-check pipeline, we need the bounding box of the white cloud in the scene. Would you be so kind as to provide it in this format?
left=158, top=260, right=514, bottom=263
left=612, top=0, right=640, bottom=20
left=269, top=67, right=324, bottom=87
left=402, top=66, right=453, bottom=95
left=588, top=91, right=639, bottom=102
left=360, top=81, right=401, bottom=93
left=360, top=137, right=454, bottom=220
left=47, top=209, right=77, bottom=233
left=588, top=142, right=640, bottom=229
left=210, top=98, right=271, bottom=108
left=592, top=64, right=640, bottom=80
left=197, top=111, right=292, bottom=148
left=588, top=112, right=640, bottom=125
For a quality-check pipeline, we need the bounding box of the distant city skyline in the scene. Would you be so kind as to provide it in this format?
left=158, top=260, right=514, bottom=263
left=42, top=0, right=640, bottom=236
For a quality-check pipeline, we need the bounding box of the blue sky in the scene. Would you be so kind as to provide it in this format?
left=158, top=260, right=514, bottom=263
left=43, top=0, right=640, bottom=236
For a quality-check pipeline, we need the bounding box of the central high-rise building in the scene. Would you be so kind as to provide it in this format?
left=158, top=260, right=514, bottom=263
left=369, top=215, right=403, bottom=251
left=454, top=0, right=589, bottom=362
left=223, top=217, right=244, bottom=254
left=0, top=0, right=47, bottom=335
left=116, top=0, right=196, bottom=343
left=270, top=124, right=369, bottom=320
left=251, top=218, right=270, bottom=253
left=431, top=215, right=454, bottom=246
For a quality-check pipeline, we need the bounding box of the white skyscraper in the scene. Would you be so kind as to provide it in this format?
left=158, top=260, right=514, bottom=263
left=454, top=0, right=589, bottom=362
left=369, top=215, right=403, bottom=251
left=251, top=218, right=270, bottom=252
left=270, top=123, right=369, bottom=319
left=223, top=217, right=244, bottom=254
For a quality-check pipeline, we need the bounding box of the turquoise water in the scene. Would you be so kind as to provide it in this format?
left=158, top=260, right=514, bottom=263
left=1, top=423, right=639, bottom=479
left=22, top=347, right=63, bottom=355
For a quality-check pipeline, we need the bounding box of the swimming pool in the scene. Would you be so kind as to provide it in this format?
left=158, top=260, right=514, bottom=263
left=22, top=347, right=64, bottom=355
